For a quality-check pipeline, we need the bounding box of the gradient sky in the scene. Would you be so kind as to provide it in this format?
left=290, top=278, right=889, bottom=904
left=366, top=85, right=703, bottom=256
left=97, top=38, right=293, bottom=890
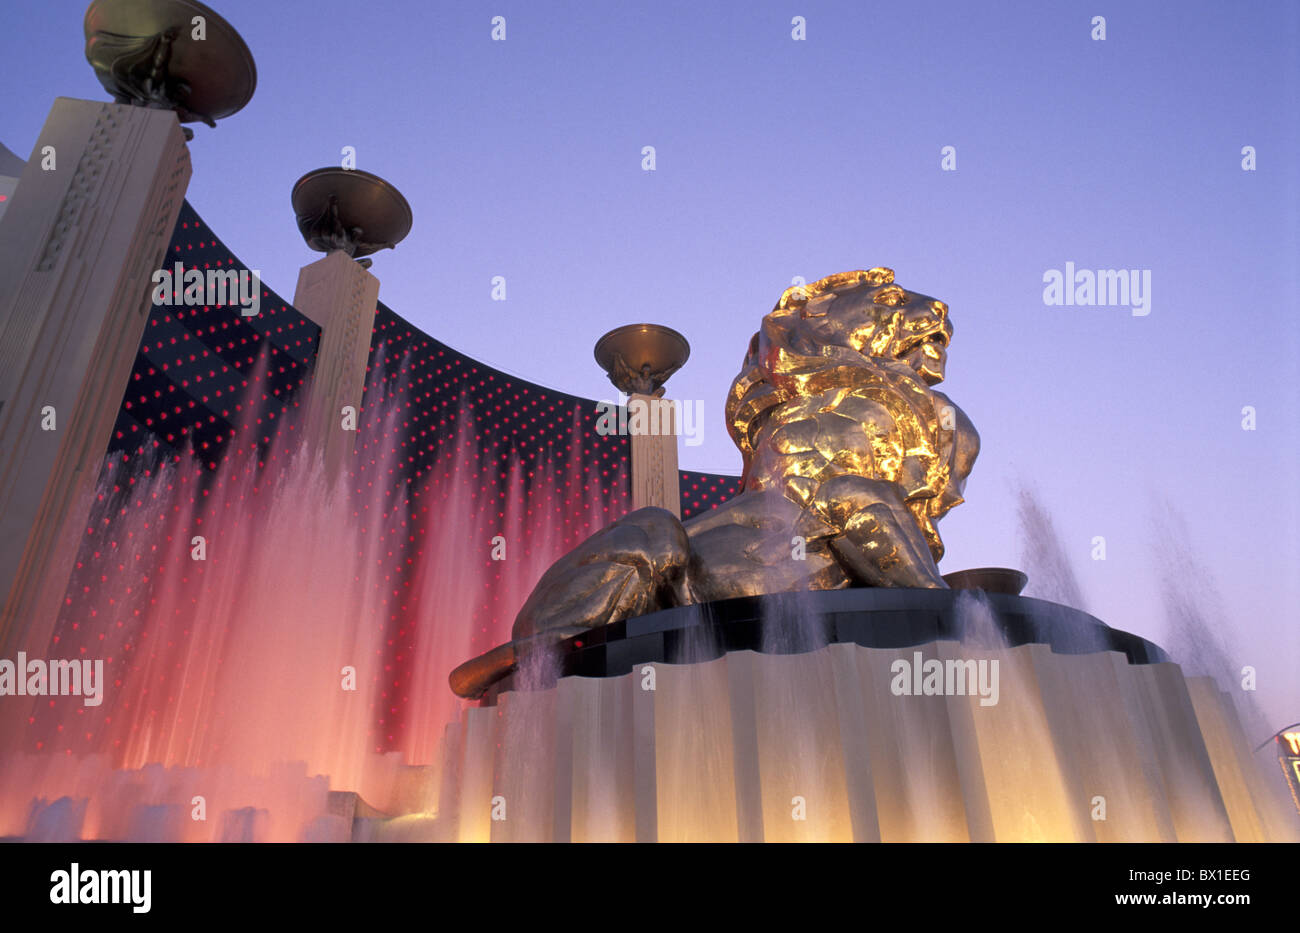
left=3, top=0, right=1297, bottom=733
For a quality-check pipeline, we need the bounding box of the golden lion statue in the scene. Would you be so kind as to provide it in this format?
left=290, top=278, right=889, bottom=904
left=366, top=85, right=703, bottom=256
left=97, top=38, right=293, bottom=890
left=451, top=268, right=978, bottom=697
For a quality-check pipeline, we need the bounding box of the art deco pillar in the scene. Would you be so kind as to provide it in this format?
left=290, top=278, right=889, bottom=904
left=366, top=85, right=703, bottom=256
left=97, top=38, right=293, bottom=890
left=626, top=393, right=682, bottom=516
left=0, top=100, right=191, bottom=655
left=292, top=252, right=381, bottom=475
left=0, top=0, right=255, bottom=655
left=595, top=323, right=690, bottom=518
left=0, top=142, right=22, bottom=224
left=290, top=168, right=412, bottom=481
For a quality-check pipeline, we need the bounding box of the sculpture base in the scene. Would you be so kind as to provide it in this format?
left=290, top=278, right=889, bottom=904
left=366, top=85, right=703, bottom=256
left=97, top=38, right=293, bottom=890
left=393, top=591, right=1299, bottom=842
left=485, top=587, right=1168, bottom=700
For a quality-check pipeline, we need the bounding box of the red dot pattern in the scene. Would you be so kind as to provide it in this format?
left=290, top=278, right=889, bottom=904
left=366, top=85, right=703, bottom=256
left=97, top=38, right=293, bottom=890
left=679, top=470, right=743, bottom=518
left=40, top=201, right=740, bottom=760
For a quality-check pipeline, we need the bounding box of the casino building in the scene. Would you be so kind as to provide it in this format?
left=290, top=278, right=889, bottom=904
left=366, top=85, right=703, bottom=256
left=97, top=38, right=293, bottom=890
left=0, top=0, right=1292, bottom=836
left=43, top=199, right=742, bottom=761
left=1, top=183, right=1295, bottom=842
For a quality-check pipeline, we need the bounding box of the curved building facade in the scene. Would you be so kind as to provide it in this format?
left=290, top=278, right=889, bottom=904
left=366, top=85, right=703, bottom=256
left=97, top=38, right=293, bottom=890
left=39, top=201, right=740, bottom=764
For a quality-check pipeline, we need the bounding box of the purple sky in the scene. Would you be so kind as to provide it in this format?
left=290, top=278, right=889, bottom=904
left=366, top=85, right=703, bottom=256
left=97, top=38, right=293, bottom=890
left=3, top=0, right=1297, bottom=733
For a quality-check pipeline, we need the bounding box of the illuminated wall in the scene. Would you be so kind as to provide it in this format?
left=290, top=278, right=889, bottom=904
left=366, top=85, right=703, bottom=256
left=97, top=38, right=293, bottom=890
left=44, top=202, right=740, bottom=758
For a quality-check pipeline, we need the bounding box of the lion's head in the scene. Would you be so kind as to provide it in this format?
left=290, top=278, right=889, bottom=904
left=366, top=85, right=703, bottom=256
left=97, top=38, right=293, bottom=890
left=771, top=267, right=952, bottom=386
left=726, top=268, right=956, bottom=462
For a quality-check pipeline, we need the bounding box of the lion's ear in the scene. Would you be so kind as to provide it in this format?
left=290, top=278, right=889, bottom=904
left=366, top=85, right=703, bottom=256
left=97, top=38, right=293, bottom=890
left=863, top=267, right=894, bottom=286
left=776, top=283, right=810, bottom=311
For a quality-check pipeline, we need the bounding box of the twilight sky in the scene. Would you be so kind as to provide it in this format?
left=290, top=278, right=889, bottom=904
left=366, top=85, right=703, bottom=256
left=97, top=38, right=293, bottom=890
left=3, top=0, right=1297, bottom=732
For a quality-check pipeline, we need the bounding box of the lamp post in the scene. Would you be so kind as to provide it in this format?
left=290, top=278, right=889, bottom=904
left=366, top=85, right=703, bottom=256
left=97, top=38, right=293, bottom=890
left=594, top=323, right=690, bottom=517
left=289, top=167, right=413, bottom=480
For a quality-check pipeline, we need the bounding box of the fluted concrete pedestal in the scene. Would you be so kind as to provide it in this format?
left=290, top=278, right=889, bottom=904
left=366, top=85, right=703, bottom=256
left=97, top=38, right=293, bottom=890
left=0, top=98, right=191, bottom=658
left=373, top=591, right=1300, bottom=843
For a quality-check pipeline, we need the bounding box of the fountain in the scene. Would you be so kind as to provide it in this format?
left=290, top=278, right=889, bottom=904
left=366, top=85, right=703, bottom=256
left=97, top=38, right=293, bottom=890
left=421, top=267, right=1300, bottom=843
left=0, top=2, right=1294, bottom=845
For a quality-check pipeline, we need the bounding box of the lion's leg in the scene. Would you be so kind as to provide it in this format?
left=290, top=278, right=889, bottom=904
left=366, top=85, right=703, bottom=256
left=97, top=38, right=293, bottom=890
left=511, top=506, right=691, bottom=647
left=805, top=474, right=947, bottom=588
left=684, top=489, right=849, bottom=600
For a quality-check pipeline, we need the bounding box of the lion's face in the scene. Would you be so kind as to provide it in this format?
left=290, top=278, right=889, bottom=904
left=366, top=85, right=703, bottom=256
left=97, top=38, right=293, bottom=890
left=774, top=269, right=953, bottom=385
left=801, top=283, right=952, bottom=385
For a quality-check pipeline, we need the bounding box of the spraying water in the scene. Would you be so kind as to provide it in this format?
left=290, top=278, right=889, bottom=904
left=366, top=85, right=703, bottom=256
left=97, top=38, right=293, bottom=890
left=1150, top=500, right=1269, bottom=741
left=0, top=342, right=628, bottom=839
left=1015, top=483, right=1087, bottom=611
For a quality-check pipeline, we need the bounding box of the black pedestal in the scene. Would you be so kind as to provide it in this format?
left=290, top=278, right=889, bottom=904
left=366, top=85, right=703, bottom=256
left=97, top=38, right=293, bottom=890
left=486, top=587, right=1168, bottom=701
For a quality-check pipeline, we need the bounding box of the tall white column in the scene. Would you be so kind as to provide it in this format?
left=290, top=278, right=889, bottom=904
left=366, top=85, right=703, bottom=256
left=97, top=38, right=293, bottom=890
left=0, top=98, right=191, bottom=656
left=292, top=250, right=380, bottom=480
left=628, top=393, right=681, bottom=517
